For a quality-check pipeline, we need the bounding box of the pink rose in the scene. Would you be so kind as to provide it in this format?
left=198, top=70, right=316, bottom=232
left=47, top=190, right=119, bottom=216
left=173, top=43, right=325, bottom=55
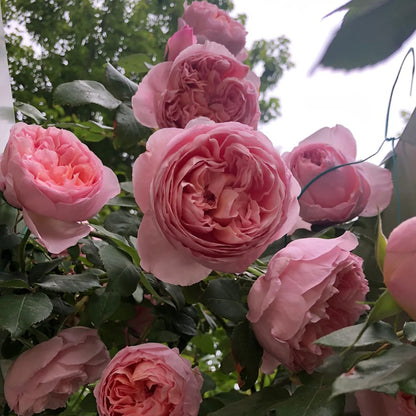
left=383, top=216, right=416, bottom=319
left=179, top=1, right=247, bottom=57
left=247, top=232, right=369, bottom=374
left=355, top=390, right=416, bottom=416
left=0, top=123, right=120, bottom=253
left=283, top=125, right=393, bottom=225
left=132, top=42, right=260, bottom=129
left=94, top=343, right=203, bottom=416
left=133, top=119, right=300, bottom=285
left=4, top=327, right=110, bottom=416
left=164, top=25, right=197, bottom=61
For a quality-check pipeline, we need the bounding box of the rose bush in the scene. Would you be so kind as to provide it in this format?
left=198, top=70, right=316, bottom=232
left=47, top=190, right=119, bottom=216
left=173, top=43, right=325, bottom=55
left=164, top=25, right=197, bottom=61
left=283, top=125, right=392, bottom=225
left=133, top=118, right=300, bottom=285
left=0, top=123, right=120, bottom=253
left=4, top=327, right=110, bottom=416
left=178, top=0, right=247, bottom=57
left=383, top=216, right=416, bottom=319
left=132, top=42, right=260, bottom=129
left=94, top=343, right=203, bottom=416
left=247, top=232, right=369, bottom=374
left=355, top=390, right=416, bottom=415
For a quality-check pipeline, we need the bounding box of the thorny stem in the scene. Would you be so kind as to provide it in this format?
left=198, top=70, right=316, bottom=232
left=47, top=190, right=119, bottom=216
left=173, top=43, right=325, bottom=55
left=18, top=228, right=31, bottom=273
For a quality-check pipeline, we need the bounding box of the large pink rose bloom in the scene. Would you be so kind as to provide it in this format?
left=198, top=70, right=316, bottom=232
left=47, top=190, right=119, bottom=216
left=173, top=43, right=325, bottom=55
left=132, top=42, right=260, bottom=129
left=133, top=119, right=300, bottom=285
left=355, top=390, right=416, bottom=416
left=4, top=327, right=110, bottom=416
left=384, top=216, right=416, bottom=319
left=247, top=232, right=369, bottom=374
left=0, top=123, right=120, bottom=253
left=94, top=343, right=203, bottom=416
left=179, top=0, right=247, bottom=57
left=283, top=125, right=393, bottom=225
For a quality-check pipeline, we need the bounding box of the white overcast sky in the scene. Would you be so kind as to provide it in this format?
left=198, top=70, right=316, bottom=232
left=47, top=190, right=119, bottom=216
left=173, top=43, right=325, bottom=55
left=232, top=0, right=416, bottom=163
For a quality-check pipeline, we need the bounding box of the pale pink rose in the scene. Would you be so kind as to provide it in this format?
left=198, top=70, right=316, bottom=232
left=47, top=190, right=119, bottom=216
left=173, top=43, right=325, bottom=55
left=4, top=327, right=110, bottom=416
left=164, top=25, right=197, bottom=61
left=0, top=123, right=120, bottom=253
left=384, top=216, right=416, bottom=319
left=355, top=390, right=416, bottom=416
left=133, top=118, right=300, bottom=285
left=179, top=1, right=247, bottom=57
left=94, top=343, right=203, bottom=416
left=132, top=41, right=260, bottom=129
left=283, top=125, right=393, bottom=225
left=247, top=232, right=369, bottom=374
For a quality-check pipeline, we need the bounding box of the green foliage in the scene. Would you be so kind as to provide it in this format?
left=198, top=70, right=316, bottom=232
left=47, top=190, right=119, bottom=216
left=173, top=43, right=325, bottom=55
left=318, top=0, right=416, bottom=70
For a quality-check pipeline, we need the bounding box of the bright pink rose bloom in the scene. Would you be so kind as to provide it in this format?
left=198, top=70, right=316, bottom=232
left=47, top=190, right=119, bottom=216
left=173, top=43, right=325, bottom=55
left=164, top=25, right=197, bottom=61
left=0, top=123, right=120, bottom=253
left=132, top=42, right=260, bottom=129
left=179, top=1, right=247, bottom=57
left=133, top=119, right=300, bottom=285
left=283, top=125, right=393, bottom=225
left=94, top=343, right=203, bottom=416
left=247, top=232, right=369, bottom=374
left=355, top=390, right=416, bottom=416
left=384, top=216, right=416, bottom=319
left=4, top=327, right=110, bottom=416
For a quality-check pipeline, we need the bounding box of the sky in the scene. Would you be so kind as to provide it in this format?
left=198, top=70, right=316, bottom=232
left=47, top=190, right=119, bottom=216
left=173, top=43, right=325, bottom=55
left=232, top=0, right=416, bottom=163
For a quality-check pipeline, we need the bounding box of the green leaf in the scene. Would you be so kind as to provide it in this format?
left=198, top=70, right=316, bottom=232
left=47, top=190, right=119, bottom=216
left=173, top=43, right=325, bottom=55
left=120, top=181, right=134, bottom=194
left=113, top=103, right=150, bottom=149
left=86, top=289, right=121, bottom=327
left=0, top=272, right=29, bottom=289
left=0, top=293, right=53, bottom=338
left=105, top=63, right=138, bottom=102
left=376, top=214, right=387, bottom=271
left=36, top=273, right=101, bottom=293
left=316, top=321, right=401, bottom=348
left=103, top=210, right=140, bottom=237
left=404, top=322, right=416, bottom=342
left=106, top=195, right=138, bottom=208
left=332, top=344, right=416, bottom=396
left=14, top=101, right=46, bottom=123
left=202, top=279, right=247, bottom=323
left=0, top=224, right=21, bottom=250
left=318, top=0, right=416, bottom=70
left=209, top=375, right=344, bottom=416
left=54, top=80, right=121, bottom=109
left=28, top=258, right=65, bottom=283
left=117, top=53, right=152, bottom=74
left=367, top=289, right=403, bottom=324
left=54, top=121, right=113, bottom=143
left=161, top=282, right=185, bottom=310
left=231, top=321, right=262, bottom=390
left=99, top=244, right=140, bottom=297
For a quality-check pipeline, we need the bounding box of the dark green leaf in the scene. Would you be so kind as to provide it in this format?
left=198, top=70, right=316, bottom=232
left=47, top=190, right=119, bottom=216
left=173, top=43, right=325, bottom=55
left=36, top=273, right=101, bottom=293
left=0, top=225, right=21, bottom=249
left=28, top=258, right=64, bottom=283
left=209, top=375, right=344, bottom=416
left=161, top=282, right=185, bottom=310
left=332, top=344, right=416, bottom=396
left=105, top=63, right=138, bottom=102
left=404, top=322, right=416, bottom=342
left=99, top=244, right=140, bottom=296
left=316, top=321, right=401, bottom=348
left=113, top=103, right=150, bottom=149
left=0, top=293, right=53, bottom=338
left=0, top=272, right=29, bottom=289
left=54, top=80, right=121, bottom=109
left=86, top=290, right=121, bottom=327
left=400, top=377, right=416, bottom=395
left=81, top=239, right=104, bottom=267
left=318, top=0, right=416, bottom=70
left=172, top=311, right=198, bottom=336
left=103, top=210, right=140, bottom=237
left=231, top=321, right=262, bottom=390
left=106, top=196, right=138, bottom=208
left=14, top=101, right=46, bottom=123
left=202, top=279, right=247, bottom=323
left=201, top=372, right=216, bottom=395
